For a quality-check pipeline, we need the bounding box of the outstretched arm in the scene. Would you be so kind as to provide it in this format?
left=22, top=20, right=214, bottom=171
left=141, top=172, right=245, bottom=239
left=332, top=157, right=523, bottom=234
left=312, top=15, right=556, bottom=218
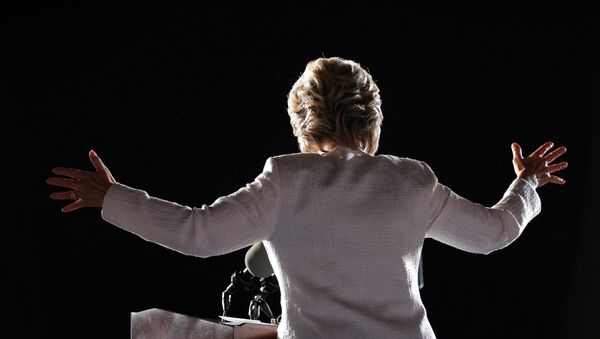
left=424, top=141, right=567, bottom=255
left=47, top=151, right=280, bottom=258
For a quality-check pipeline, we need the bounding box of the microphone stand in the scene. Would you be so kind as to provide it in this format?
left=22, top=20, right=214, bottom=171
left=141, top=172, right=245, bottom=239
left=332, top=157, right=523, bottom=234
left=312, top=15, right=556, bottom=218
left=221, top=268, right=259, bottom=317
left=418, top=255, right=424, bottom=289
left=248, top=275, right=279, bottom=323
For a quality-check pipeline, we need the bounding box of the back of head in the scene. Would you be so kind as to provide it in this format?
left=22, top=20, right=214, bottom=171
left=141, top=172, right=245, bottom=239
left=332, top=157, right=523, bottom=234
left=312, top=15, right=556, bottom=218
left=287, top=57, right=384, bottom=155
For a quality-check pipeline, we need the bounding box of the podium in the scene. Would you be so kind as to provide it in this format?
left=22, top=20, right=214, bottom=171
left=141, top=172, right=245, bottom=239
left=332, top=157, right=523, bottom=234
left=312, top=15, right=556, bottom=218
left=130, top=308, right=278, bottom=339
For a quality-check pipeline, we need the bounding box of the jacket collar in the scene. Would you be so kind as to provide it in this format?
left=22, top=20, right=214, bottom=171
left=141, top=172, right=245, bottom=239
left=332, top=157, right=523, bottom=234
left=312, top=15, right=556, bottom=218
left=322, top=145, right=369, bottom=157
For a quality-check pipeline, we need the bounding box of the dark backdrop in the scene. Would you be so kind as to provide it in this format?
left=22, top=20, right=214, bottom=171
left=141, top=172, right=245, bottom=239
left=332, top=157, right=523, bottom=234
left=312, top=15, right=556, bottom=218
left=12, top=2, right=600, bottom=338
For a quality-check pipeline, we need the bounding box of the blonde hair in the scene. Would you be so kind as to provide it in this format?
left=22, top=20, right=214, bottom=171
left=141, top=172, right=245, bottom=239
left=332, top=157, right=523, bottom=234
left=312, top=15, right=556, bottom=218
left=287, top=57, right=383, bottom=155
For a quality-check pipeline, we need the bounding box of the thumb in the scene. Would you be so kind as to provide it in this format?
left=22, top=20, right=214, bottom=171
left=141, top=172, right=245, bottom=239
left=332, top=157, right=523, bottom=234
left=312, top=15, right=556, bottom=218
left=89, top=149, right=107, bottom=172
left=511, top=142, right=523, bottom=161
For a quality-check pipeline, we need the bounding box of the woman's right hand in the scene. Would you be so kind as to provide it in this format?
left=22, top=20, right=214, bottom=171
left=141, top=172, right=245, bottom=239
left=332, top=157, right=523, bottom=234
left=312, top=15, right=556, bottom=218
left=47, top=150, right=117, bottom=212
left=511, top=141, right=568, bottom=188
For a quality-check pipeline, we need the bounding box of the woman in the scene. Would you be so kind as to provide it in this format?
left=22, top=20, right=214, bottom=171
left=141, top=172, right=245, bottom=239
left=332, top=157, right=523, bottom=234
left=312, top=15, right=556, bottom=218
left=47, top=57, right=568, bottom=338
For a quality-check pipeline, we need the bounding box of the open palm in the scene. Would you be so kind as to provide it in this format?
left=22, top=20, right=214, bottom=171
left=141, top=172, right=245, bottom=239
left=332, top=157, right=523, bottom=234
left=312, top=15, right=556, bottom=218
left=511, top=141, right=568, bottom=188
left=47, top=150, right=116, bottom=212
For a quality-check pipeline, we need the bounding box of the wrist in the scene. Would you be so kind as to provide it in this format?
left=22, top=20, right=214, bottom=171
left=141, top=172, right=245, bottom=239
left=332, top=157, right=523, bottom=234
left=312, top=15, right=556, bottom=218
left=518, top=174, right=539, bottom=189
left=100, top=182, right=116, bottom=208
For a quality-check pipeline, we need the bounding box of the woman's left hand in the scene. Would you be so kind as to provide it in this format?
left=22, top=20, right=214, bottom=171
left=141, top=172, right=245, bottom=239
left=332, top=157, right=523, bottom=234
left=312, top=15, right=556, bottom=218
left=47, top=150, right=117, bottom=212
left=511, top=141, right=568, bottom=188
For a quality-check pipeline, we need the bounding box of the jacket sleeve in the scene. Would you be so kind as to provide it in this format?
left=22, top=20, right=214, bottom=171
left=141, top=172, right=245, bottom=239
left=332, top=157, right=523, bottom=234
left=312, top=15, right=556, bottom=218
left=422, top=162, right=542, bottom=254
left=100, top=157, right=280, bottom=258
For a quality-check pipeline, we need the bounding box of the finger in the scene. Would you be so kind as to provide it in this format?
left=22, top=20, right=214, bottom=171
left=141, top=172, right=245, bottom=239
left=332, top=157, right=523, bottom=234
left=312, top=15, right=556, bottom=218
left=544, top=146, right=567, bottom=163
left=50, top=191, right=76, bottom=200
left=547, top=175, right=566, bottom=185
left=62, top=199, right=84, bottom=213
left=89, top=150, right=107, bottom=173
left=51, top=167, right=91, bottom=179
left=542, top=161, right=568, bottom=175
left=511, top=142, right=524, bottom=161
left=530, top=141, right=554, bottom=158
left=46, top=177, right=78, bottom=189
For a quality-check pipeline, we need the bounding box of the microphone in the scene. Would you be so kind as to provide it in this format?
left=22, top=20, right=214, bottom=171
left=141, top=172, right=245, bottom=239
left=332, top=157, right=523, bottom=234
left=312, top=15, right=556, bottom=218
left=221, top=243, right=274, bottom=316
left=244, top=242, right=274, bottom=278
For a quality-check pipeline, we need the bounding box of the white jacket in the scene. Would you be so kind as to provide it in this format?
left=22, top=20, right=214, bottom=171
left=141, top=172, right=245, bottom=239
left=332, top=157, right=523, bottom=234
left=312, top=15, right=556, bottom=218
left=101, top=145, right=541, bottom=338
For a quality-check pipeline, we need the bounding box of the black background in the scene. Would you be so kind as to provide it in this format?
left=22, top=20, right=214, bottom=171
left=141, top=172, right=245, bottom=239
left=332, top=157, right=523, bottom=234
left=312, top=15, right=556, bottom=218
left=12, top=2, right=600, bottom=338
